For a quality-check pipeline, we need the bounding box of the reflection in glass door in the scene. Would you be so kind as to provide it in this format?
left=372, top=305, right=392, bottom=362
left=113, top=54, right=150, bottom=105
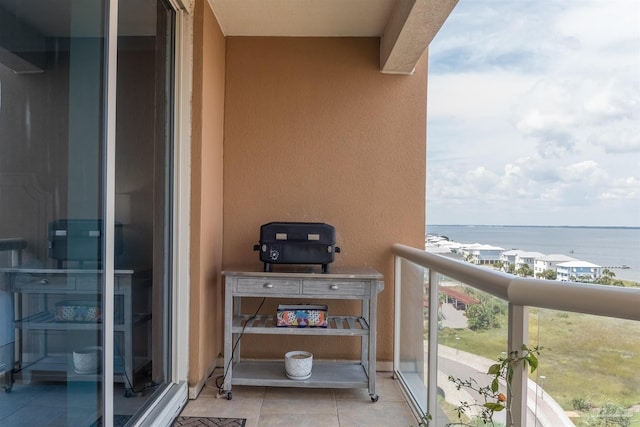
left=113, top=0, right=175, bottom=422
left=0, top=0, right=107, bottom=425
left=0, top=0, right=175, bottom=425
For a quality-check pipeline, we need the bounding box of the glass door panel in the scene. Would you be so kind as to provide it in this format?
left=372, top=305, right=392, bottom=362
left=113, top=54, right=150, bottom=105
left=0, top=0, right=176, bottom=425
left=112, top=0, right=175, bottom=421
left=0, top=0, right=107, bottom=425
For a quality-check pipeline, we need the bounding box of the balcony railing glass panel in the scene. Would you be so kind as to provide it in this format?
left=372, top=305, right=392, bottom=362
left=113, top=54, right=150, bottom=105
left=530, top=308, right=640, bottom=427
left=436, top=276, right=509, bottom=426
left=392, top=244, right=640, bottom=427
left=394, top=258, right=428, bottom=416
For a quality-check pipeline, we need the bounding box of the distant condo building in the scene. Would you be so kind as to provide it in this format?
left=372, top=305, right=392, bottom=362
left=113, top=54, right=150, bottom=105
left=459, top=243, right=504, bottom=265
left=534, top=254, right=577, bottom=277
left=426, top=234, right=603, bottom=282
left=514, top=251, right=545, bottom=271
left=500, top=249, right=524, bottom=268
left=556, top=261, right=602, bottom=282
left=498, top=249, right=545, bottom=272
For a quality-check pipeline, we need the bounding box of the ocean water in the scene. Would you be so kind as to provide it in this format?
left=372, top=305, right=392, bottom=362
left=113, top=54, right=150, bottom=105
left=426, top=225, right=640, bottom=282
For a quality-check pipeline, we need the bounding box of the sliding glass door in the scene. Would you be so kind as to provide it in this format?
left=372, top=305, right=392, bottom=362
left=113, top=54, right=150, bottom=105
left=0, top=0, right=176, bottom=425
left=113, top=0, right=175, bottom=422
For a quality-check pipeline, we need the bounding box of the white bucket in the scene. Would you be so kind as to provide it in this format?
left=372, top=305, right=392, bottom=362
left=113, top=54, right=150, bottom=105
left=72, top=346, right=102, bottom=374
left=284, top=350, right=313, bottom=380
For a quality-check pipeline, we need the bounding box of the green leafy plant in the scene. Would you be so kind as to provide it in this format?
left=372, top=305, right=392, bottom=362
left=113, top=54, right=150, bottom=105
left=584, top=402, right=632, bottom=427
left=571, top=397, right=593, bottom=411
left=414, top=345, right=542, bottom=427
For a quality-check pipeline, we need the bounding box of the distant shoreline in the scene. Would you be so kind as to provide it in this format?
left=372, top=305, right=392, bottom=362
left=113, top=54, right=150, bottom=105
left=427, top=224, right=640, bottom=230
left=426, top=224, right=640, bottom=282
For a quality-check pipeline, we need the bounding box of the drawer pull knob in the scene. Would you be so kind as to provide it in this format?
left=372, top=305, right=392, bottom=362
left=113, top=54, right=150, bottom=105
left=330, top=284, right=339, bottom=290
left=263, top=283, right=273, bottom=288
left=40, top=279, right=49, bottom=284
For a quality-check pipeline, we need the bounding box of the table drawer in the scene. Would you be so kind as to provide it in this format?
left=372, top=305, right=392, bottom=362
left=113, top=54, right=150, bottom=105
left=302, top=280, right=366, bottom=296
left=235, top=278, right=301, bottom=295
left=13, top=273, right=76, bottom=291
left=75, top=274, right=101, bottom=291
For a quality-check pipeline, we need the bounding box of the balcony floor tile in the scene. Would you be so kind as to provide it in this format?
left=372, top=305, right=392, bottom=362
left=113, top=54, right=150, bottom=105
left=183, top=372, right=417, bottom=427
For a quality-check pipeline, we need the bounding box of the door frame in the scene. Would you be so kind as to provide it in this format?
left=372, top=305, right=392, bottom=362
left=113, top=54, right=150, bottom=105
left=115, top=1, right=193, bottom=425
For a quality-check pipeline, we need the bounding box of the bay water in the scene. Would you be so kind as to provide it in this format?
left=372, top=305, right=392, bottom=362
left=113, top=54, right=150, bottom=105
left=426, top=225, right=640, bottom=282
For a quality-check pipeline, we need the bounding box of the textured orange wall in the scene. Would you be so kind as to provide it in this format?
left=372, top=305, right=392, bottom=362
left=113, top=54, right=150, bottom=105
left=189, top=1, right=226, bottom=385
left=223, top=37, right=427, bottom=362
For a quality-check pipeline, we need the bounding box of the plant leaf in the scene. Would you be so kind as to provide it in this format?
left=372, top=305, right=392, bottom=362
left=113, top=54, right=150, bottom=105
left=491, top=378, right=499, bottom=393
left=484, top=402, right=505, bottom=411
left=528, top=353, right=539, bottom=373
left=487, top=363, right=501, bottom=375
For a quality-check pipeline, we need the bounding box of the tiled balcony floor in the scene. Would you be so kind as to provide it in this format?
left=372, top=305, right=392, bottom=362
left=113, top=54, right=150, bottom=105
left=181, top=372, right=418, bottom=427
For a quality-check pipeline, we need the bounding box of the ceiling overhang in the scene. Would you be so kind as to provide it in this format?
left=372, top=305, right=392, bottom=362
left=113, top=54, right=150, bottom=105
left=208, top=0, right=459, bottom=74
left=0, top=0, right=458, bottom=75
left=380, top=0, right=459, bottom=74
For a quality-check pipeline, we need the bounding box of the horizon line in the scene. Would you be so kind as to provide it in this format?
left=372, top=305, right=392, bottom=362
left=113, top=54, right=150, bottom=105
left=426, top=224, right=640, bottom=229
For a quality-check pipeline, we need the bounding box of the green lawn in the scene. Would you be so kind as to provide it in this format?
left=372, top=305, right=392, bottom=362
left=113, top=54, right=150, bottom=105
left=438, top=309, right=640, bottom=414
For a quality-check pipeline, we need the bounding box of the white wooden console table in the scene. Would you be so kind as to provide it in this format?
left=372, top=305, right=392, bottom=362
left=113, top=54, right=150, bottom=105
left=222, top=267, right=383, bottom=401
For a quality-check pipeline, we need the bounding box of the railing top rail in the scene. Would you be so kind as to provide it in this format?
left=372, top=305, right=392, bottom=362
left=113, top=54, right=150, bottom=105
left=392, top=243, right=640, bottom=321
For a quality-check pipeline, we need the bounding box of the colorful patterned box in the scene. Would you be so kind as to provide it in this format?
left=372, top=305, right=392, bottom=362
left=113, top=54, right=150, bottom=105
left=277, top=304, right=328, bottom=328
left=55, top=300, right=102, bottom=322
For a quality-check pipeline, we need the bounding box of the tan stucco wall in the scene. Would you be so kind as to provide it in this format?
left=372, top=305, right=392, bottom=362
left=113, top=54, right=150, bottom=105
left=222, top=37, right=427, bottom=363
left=189, top=0, right=226, bottom=386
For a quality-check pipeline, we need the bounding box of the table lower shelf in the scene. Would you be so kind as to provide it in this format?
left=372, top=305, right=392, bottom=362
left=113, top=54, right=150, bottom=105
left=229, top=360, right=370, bottom=389
left=14, top=311, right=151, bottom=330
left=10, top=355, right=148, bottom=385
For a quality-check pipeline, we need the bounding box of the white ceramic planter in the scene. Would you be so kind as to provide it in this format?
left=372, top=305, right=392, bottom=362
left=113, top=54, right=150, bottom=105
left=72, top=346, right=102, bottom=374
left=284, top=350, right=313, bottom=380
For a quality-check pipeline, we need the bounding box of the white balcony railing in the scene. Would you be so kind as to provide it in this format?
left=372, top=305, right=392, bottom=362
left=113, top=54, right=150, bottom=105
left=392, top=243, right=640, bottom=427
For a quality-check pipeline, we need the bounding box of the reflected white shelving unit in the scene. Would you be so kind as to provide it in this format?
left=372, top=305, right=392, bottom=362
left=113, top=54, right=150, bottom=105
left=0, top=268, right=151, bottom=395
left=222, top=267, right=383, bottom=401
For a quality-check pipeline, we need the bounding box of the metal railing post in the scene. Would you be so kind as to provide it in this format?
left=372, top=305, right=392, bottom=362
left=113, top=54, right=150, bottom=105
left=394, top=256, right=402, bottom=376
left=428, top=269, right=439, bottom=424
left=507, top=303, right=528, bottom=427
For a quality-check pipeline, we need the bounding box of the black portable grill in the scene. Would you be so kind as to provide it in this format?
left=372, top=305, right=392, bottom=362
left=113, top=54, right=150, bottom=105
left=254, top=222, right=340, bottom=273
left=48, top=219, right=123, bottom=268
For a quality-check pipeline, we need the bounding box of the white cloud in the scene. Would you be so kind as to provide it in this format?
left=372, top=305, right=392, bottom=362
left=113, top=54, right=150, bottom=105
left=562, top=160, right=606, bottom=182
left=428, top=72, right=530, bottom=119
left=601, top=176, right=640, bottom=200
left=427, top=0, right=640, bottom=226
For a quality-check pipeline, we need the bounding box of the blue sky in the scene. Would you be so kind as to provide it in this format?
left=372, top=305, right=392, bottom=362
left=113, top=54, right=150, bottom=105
left=426, top=0, right=640, bottom=227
